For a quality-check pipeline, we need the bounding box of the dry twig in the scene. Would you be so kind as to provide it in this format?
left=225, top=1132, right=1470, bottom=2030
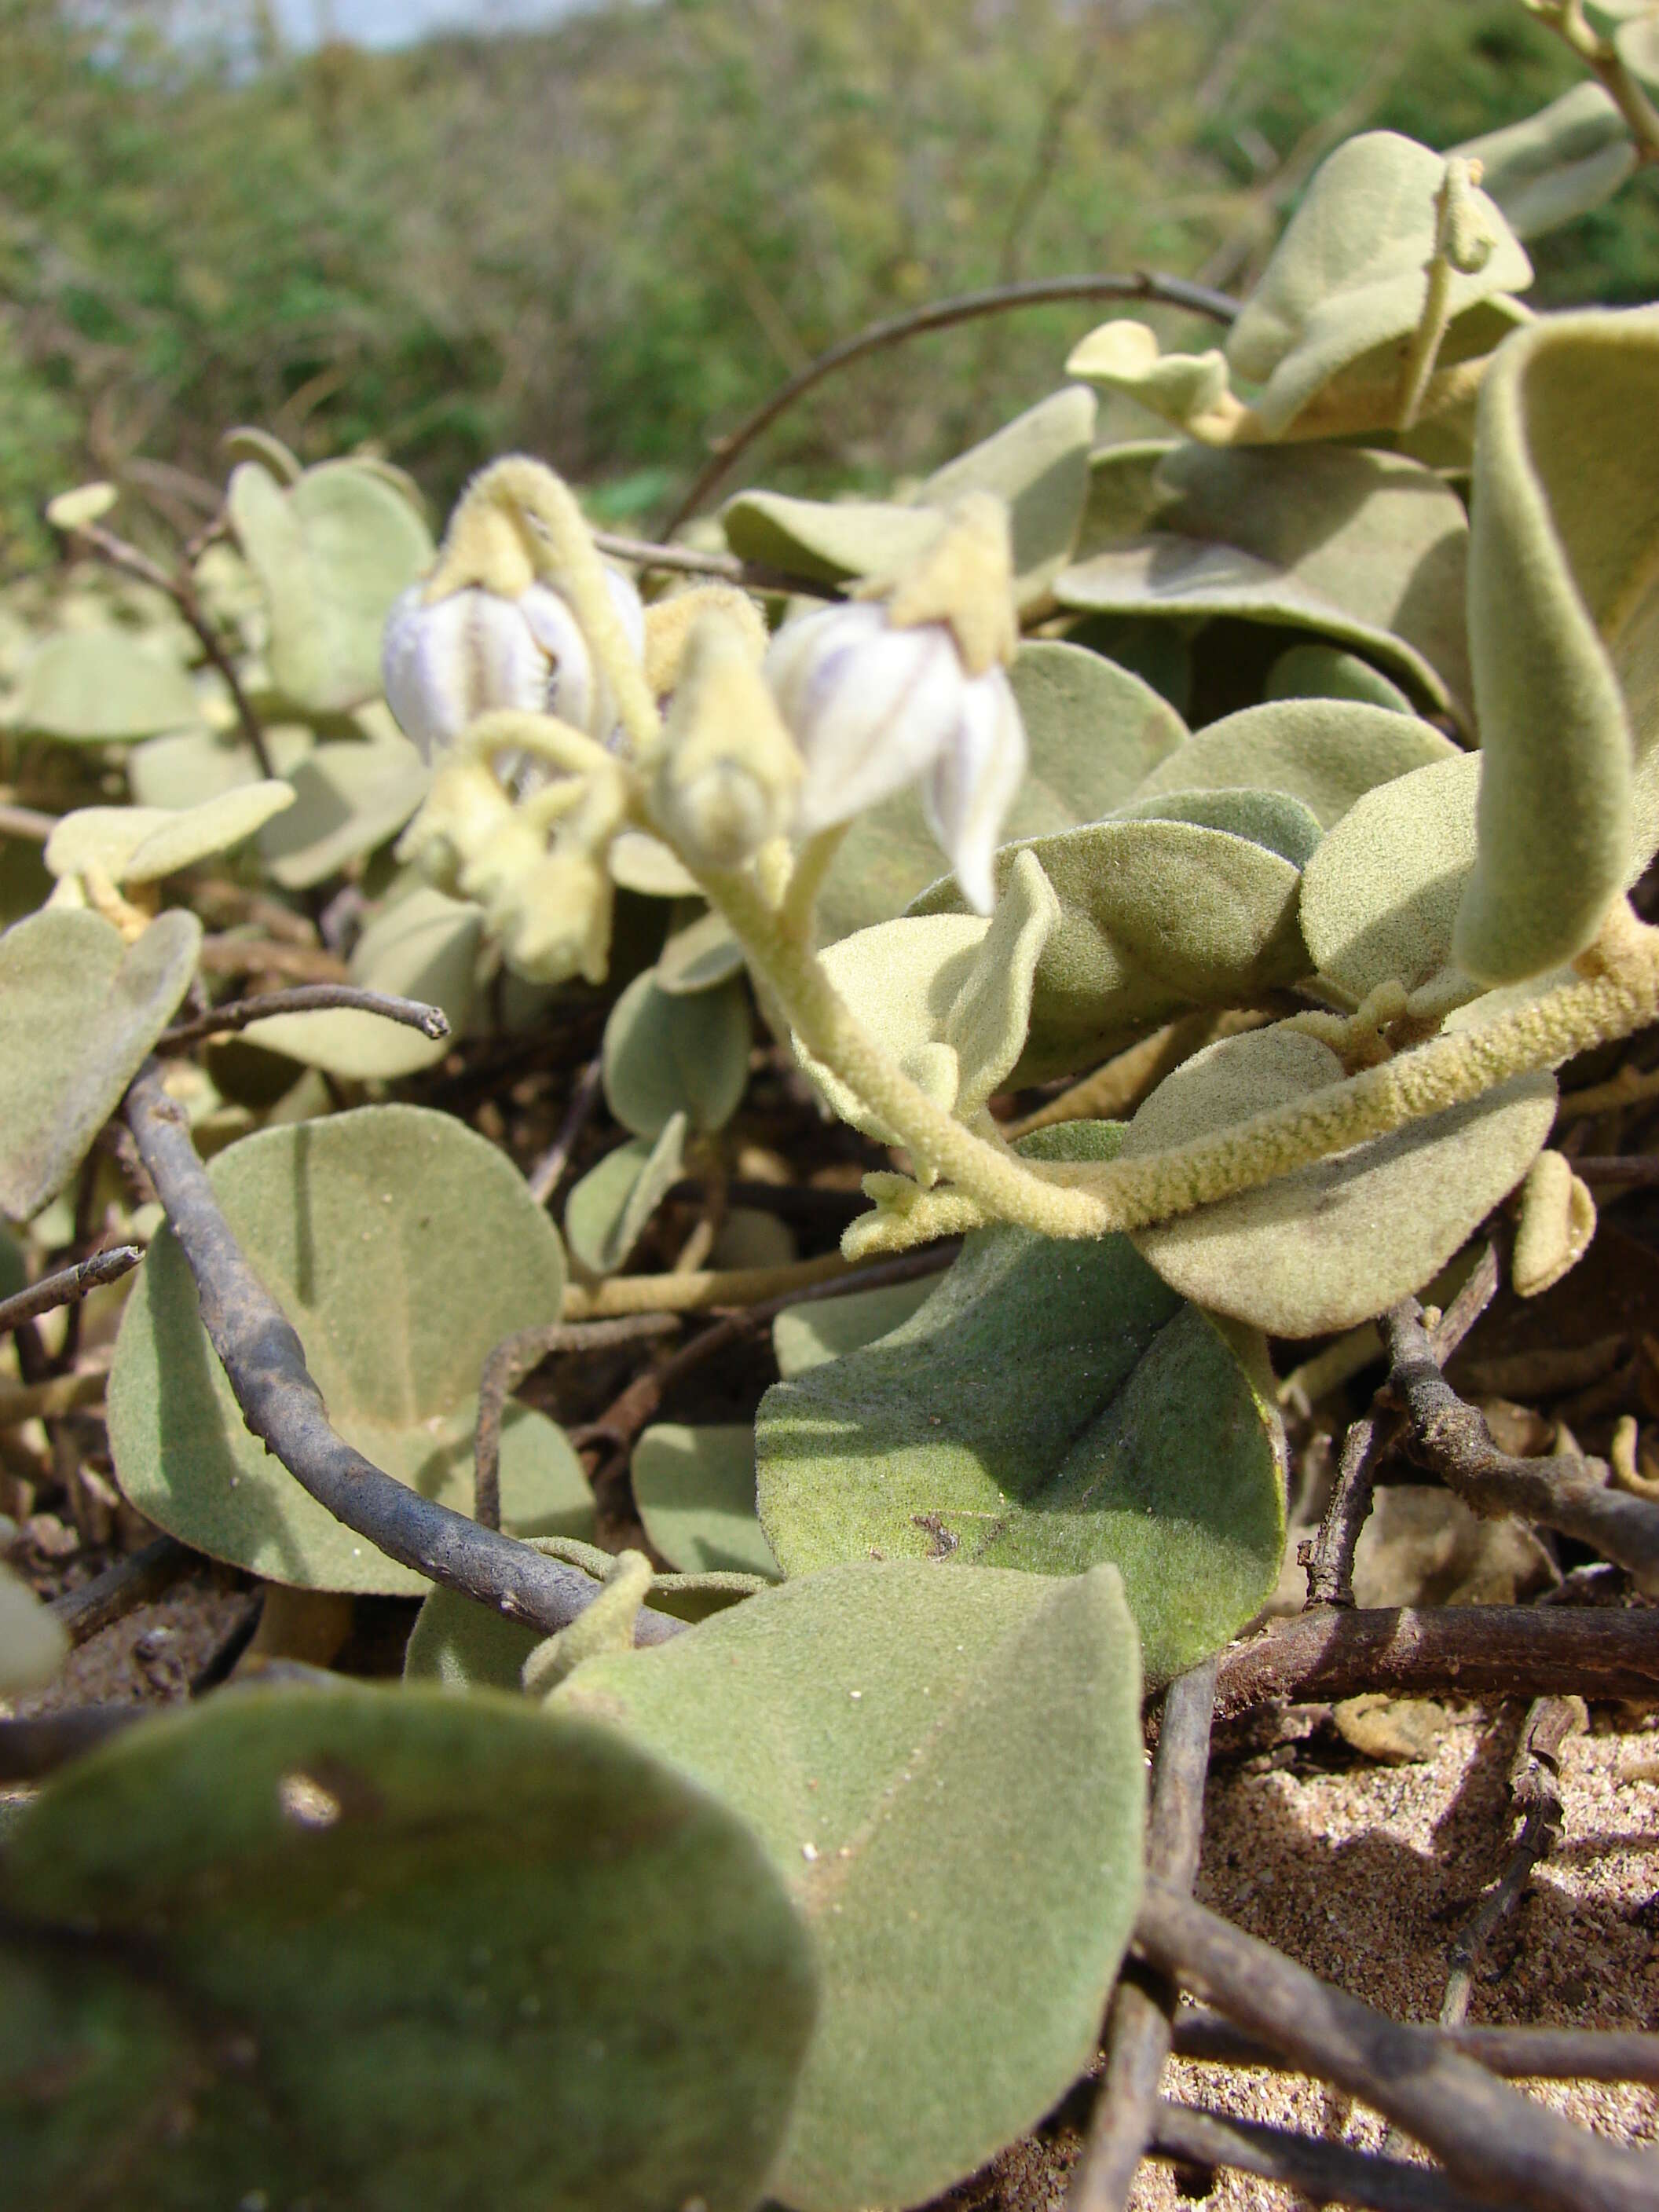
left=158, top=986, right=450, bottom=1053
left=1148, top=2099, right=1488, bottom=2212
left=1134, top=1887, right=1659, bottom=2210
left=122, top=1059, right=684, bottom=1645
left=472, top=1313, right=679, bottom=1529
left=1069, top=1657, right=1218, bottom=2212
left=1170, top=2007, right=1659, bottom=2086
left=0, top=1247, right=142, bottom=1338
left=48, top=1534, right=196, bottom=1646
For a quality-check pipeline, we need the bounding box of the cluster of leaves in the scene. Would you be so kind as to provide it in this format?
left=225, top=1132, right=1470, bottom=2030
left=5, top=0, right=1657, bottom=566
left=2, top=38, right=1659, bottom=2212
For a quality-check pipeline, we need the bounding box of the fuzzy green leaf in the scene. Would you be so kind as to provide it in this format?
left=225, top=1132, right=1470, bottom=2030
left=0, top=908, right=201, bottom=1222
left=1265, top=643, right=1415, bottom=713
left=553, top=1557, right=1144, bottom=2212
left=1057, top=444, right=1474, bottom=720
left=1452, top=82, right=1636, bottom=240
left=1124, top=1026, right=1556, bottom=1334
left=256, top=728, right=430, bottom=890
left=772, top=1276, right=939, bottom=1377
left=632, top=1423, right=782, bottom=1579
left=108, top=1107, right=581, bottom=1593
left=656, top=904, right=746, bottom=994
left=757, top=1125, right=1284, bottom=1684
left=1224, top=130, right=1532, bottom=435
left=13, top=629, right=201, bottom=742
left=1456, top=307, right=1659, bottom=982
left=602, top=969, right=751, bottom=1139
left=128, top=721, right=316, bottom=809
left=0, top=1685, right=818, bottom=2212
left=1300, top=751, right=1480, bottom=1001
left=229, top=460, right=434, bottom=716
left=565, top=1116, right=688, bottom=1276
left=1124, top=695, right=1457, bottom=830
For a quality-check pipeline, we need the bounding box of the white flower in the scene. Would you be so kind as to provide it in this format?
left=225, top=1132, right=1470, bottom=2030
left=764, top=600, right=1027, bottom=913
left=381, top=569, right=646, bottom=760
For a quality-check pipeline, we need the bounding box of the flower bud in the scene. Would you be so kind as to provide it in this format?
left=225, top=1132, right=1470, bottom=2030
left=651, top=613, right=802, bottom=870
left=765, top=599, right=1027, bottom=912
left=456, top=813, right=550, bottom=910
left=493, top=847, right=614, bottom=986
left=395, top=757, right=515, bottom=883
left=381, top=567, right=646, bottom=760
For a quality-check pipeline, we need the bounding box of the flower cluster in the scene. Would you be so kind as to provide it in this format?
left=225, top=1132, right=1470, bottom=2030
left=381, top=482, right=1030, bottom=991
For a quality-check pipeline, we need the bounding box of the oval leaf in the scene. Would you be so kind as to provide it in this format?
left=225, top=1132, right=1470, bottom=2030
left=1300, top=750, right=1480, bottom=1001
left=0, top=1685, right=817, bottom=2212
left=1123, top=695, right=1456, bottom=827
left=632, top=1423, right=782, bottom=1579
left=1123, top=1026, right=1556, bottom=1335
left=108, top=1107, right=580, bottom=1593
left=0, top=908, right=201, bottom=1222
left=565, top=1116, right=688, bottom=1277
left=757, top=1125, right=1284, bottom=1685
left=553, top=1557, right=1144, bottom=2212
left=15, top=629, right=201, bottom=742
left=772, top=1275, right=938, bottom=1377
left=603, top=969, right=751, bottom=1139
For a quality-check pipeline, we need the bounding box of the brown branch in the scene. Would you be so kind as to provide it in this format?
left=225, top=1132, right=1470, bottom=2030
left=473, top=1314, right=679, bottom=1529
left=1381, top=1299, right=1659, bottom=1594
left=1069, top=1657, right=1218, bottom=2212
left=158, top=985, right=450, bottom=1053
left=1170, top=2008, right=1659, bottom=2086
left=1134, top=1887, right=1659, bottom=2211
left=48, top=1535, right=196, bottom=1646
left=0, top=1247, right=143, bottom=1338
left=1439, top=1697, right=1580, bottom=2032
left=59, top=517, right=277, bottom=781
left=528, top=1053, right=604, bottom=1207
left=0, top=800, right=56, bottom=841
left=665, top=270, right=1240, bottom=533
left=0, top=1706, right=139, bottom=1782
left=1302, top=1248, right=1502, bottom=1609
left=1213, top=1603, right=1659, bottom=1719
left=121, top=1059, right=684, bottom=1646
left=1574, top=1155, right=1659, bottom=1185
left=1148, top=2100, right=1489, bottom=2212
left=591, top=529, right=840, bottom=598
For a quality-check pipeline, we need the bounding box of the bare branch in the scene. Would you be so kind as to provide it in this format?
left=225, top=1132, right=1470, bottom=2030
left=158, top=985, right=450, bottom=1053
left=1149, top=2100, right=1488, bottom=2212
left=122, top=1059, right=684, bottom=1645
left=1069, top=1657, right=1218, bottom=2212
left=0, top=800, right=56, bottom=841
left=1170, top=2007, right=1659, bottom=2086
left=1213, top=1603, right=1659, bottom=1719
left=1381, top=1298, right=1659, bottom=1593
left=48, top=1534, right=196, bottom=1646
left=0, top=1247, right=142, bottom=1337
left=528, top=1054, right=604, bottom=1206
left=1134, top=1886, right=1659, bottom=2211
left=665, top=271, right=1240, bottom=532
left=591, top=529, right=840, bottom=598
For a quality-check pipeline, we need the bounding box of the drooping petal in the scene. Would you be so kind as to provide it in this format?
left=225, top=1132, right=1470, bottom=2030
left=921, top=665, right=1028, bottom=913
left=767, top=603, right=965, bottom=834
left=382, top=585, right=551, bottom=759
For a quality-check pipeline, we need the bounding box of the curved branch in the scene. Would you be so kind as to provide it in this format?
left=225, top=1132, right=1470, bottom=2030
left=158, top=986, right=450, bottom=1053
left=122, top=1060, right=683, bottom=1646
left=665, top=270, right=1240, bottom=533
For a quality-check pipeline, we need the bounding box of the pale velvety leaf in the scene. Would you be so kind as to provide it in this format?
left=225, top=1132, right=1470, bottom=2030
left=802, top=914, right=987, bottom=1141
left=230, top=459, right=434, bottom=715
left=1300, top=751, right=1480, bottom=1001
left=942, top=848, right=1059, bottom=1114
left=129, top=723, right=315, bottom=809
left=553, top=1558, right=1144, bottom=2212
left=0, top=1561, right=68, bottom=1694
left=0, top=908, right=201, bottom=1222
left=1615, top=13, right=1659, bottom=93
left=1224, top=131, right=1532, bottom=435
left=108, top=1107, right=580, bottom=1594
left=1111, top=786, right=1324, bottom=869
left=724, top=390, right=1096, bottom=613
left=0, top=1686, right=816, bottom=2212
left=1453, top=82, right=1636, bottom=239
left=1072, top=440, right=1179, bottom=560
left=655, top=905, right=745, bottom=994
left=1265, top=643, right=1415, bottom=713
left=603, top=969, right=752, bottom=1139
left=257, top=732, right=430, bottom=890
left=721, top=495, right=940, bottom=589
left=14, top=629, right=201, bottom=742
left=757, top=1123, right=1284, bottom=1685
left=1122, top=1027, right=1555, bottom=1335
left=606, top=829, right=701, bottom=898
left=632, top=1423, right=782, bottom=1579
left=815, top=631, right=1186, bottom=942
left=565, top=1117, right=687, bottom=1277
left=243, top=888, right=483, bottom=1081
left=123, top=782, right=296, bottom=881
left=1123, top=696, right=1456, bottom=827
left=1456, top=308, right=1659, bottom=982
left=771, top=1276, right=938, bottom=1377
left=1065, top=321, right=1232, bottom=432
left=917, top=386, right=1097, bottom=602
left=222, top=425, right=304, bottom=482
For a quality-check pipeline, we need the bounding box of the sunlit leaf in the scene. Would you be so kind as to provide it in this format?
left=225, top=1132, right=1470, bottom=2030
left=602, top=969, right=752, bottom=1139
left=1300, top=751, right=1480, bottom=1000
left=565, top=1116, right=687, bottom=1276
left=13, top=629, right=201, bottom=742
left=1452, top=82, right=1635, bottom=240
left=632, top=1423, right=782, bottom=1579
left=1122, top=695, right=1456, bottom=826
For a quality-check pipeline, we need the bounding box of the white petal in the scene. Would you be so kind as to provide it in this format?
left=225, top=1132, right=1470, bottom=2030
left=921, top=666, right=1027, bottom=914
left=383, top=586, right=548, bottom=760
left=519, top=583, right=599, bottom=735
left=768, top=604, right=965, bottom=834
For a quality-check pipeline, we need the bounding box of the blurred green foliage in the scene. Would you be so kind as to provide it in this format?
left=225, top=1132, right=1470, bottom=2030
left=3, top=0, right=1655, bottom=570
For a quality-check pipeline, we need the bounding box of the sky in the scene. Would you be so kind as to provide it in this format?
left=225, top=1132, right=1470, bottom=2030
left=269, top=0, right=590, bottom=45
